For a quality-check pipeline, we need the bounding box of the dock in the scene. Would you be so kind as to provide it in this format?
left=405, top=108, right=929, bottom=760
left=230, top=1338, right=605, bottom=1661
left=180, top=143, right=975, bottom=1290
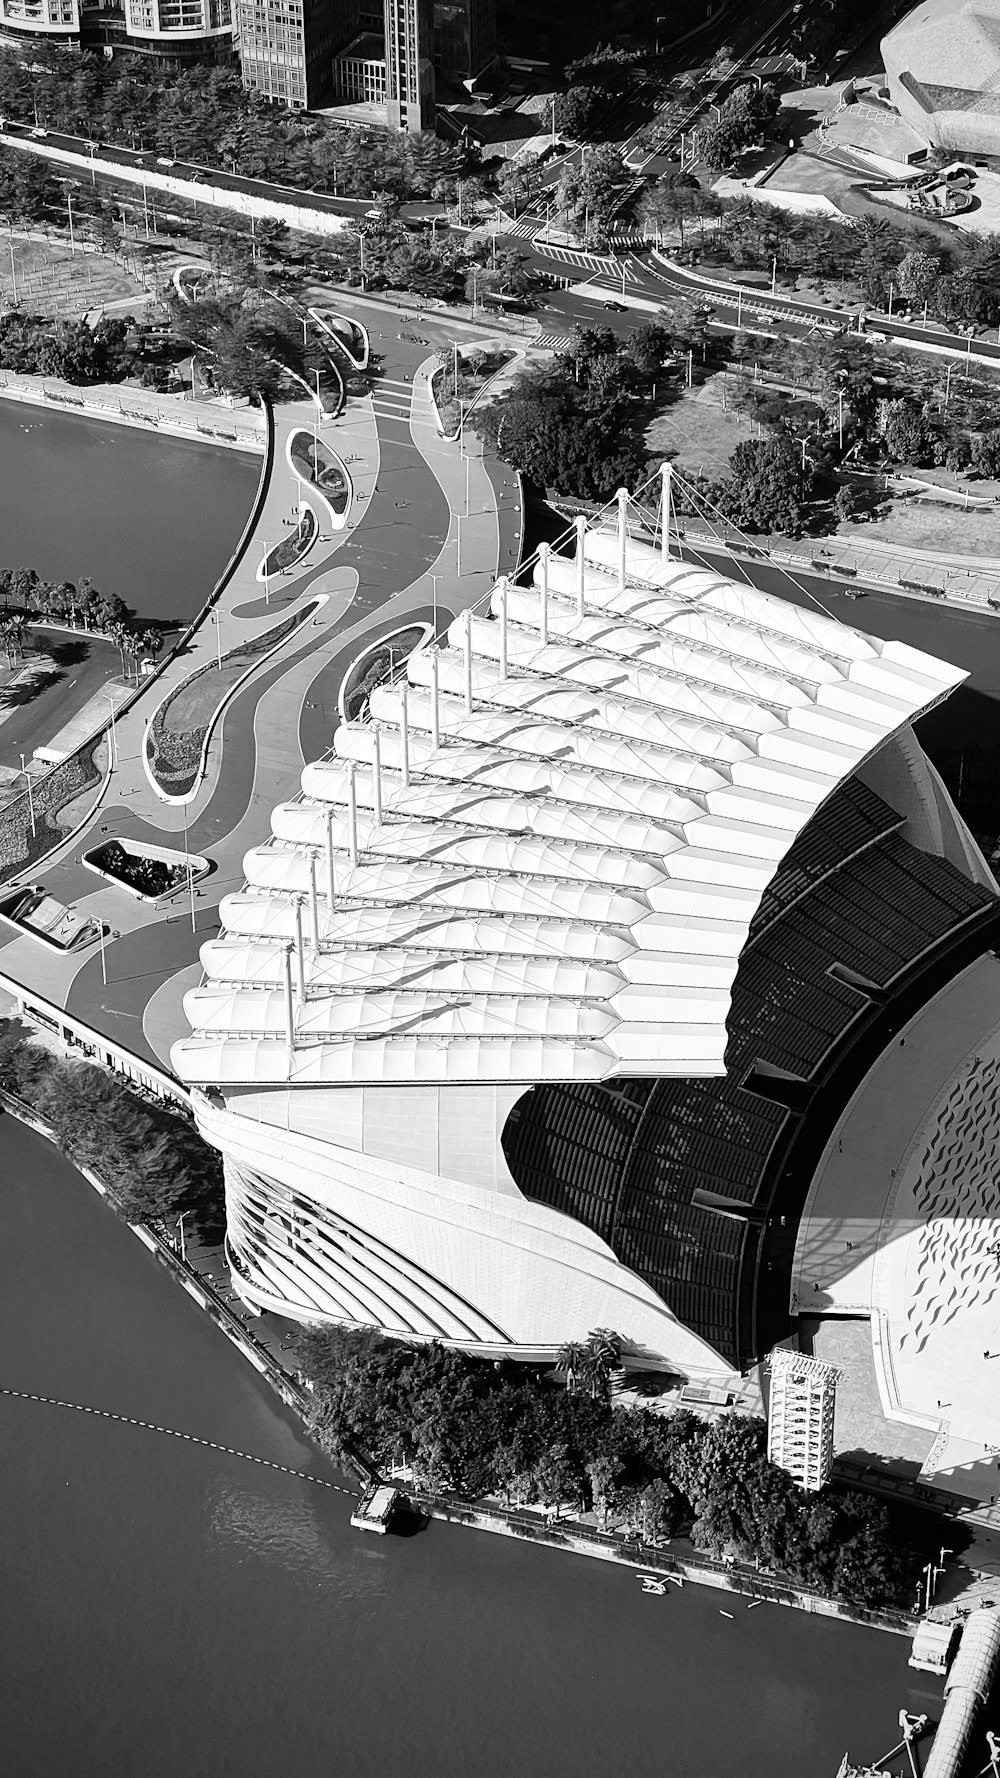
left=350, top=1483, right=407, bottom=1535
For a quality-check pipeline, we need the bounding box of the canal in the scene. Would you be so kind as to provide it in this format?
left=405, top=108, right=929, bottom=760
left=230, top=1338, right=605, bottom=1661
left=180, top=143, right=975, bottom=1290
left=0, top=402, right=259, bottom=626
left=0, top=1119, right=938, bottom=1778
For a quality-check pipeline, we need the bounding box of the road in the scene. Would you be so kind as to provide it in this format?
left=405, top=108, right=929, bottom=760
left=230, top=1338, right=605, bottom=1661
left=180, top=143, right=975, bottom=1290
left=0, top=627, right=121, bottom=775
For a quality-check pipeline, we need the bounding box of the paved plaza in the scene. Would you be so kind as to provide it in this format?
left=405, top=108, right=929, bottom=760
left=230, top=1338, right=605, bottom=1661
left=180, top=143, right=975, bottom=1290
left=0, top=298, right=522, bottom=1077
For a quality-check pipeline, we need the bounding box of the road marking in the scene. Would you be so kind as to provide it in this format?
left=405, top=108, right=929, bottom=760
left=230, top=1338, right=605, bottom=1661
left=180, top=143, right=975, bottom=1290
left=0, top=1388, right=358, bottom=1496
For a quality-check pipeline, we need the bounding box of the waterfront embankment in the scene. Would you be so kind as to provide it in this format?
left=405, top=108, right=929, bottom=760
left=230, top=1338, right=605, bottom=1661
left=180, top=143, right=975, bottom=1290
left=0, top=368, right=265, bottom=452
left=0, top=1078, right=916, bottom=1641
left=0, top=1110, right=933, bottom=1778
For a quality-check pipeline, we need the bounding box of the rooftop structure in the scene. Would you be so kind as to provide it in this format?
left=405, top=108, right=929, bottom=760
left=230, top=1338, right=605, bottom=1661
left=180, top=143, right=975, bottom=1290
left=172, top=484, right=998, bottom=1382
left=882, top=0, right=1000, bottom=156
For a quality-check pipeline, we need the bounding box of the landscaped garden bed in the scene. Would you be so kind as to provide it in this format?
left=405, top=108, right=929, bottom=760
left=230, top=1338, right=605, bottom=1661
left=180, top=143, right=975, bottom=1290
left=83, top=836, right=211, bottom=902
left=0, top=736, right=105, bottom=885
left=145, top=603, right=317, bottom=798
left=341, top=625, right=428, bottom=722
left=288, top=431, right=350, bottom=515
left=432, top=346, right=513, bottom=437
left=259, top=506, right=318, bottom=579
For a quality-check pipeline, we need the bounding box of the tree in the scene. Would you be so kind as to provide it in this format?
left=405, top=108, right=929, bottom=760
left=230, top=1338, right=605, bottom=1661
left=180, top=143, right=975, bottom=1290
left=878, top=396, right=930, bottom=464
left=554, top=85, right=607, bottom=139
left=895, top=248, right=940, bottom=309
left=557, top=1341, right=587, bottom=1393
left=715, top=436, right=810, bottom=536
left=973, top=430, right=1000, bottom=478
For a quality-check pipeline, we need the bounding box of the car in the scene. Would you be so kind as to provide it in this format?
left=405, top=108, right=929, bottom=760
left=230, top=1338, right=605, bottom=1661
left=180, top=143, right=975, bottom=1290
left=31, top=127, right=48, bottom=139
left=156, top=157, right=175, bottom=168
left=365, top=208, right=385, bottom=221
left=602, top=299, right=627, bottom=311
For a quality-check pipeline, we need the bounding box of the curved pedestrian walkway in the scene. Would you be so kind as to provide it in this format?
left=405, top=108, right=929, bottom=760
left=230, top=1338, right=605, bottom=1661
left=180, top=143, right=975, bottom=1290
left=0, top=307, right=520, bottom=1078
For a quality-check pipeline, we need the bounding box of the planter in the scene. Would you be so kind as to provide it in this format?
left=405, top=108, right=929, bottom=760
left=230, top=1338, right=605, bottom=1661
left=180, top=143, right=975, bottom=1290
left=286, top=429, right=351, bottom=532
left=0, top=885, right=102, bottom=951
left=340, top=622, right=431, bottom=723
left=83, top=837, right=211, bottom=904
left=258, top=502, right=318, bottom=579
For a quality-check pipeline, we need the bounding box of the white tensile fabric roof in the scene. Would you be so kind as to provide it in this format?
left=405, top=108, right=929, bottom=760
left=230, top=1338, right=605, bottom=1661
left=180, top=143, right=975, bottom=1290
left=172, top=531, right=967, bottom=1088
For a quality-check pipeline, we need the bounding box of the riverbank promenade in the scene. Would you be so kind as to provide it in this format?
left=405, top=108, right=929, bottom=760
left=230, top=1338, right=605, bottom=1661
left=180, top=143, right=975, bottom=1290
left=0, top=298, right=521, bottom=1077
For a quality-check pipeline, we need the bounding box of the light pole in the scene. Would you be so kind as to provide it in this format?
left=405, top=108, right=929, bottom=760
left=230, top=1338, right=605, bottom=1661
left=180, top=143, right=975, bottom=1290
left=213, top=611, right=222, bottom=669
left=7, top=234, right=16, bottom=304
left=66, top=189, right=75, bottom=256
left=17, top=755, right=35, bottom=836
left=183, top=808, right=196, bottom=934
left=102, top=692, right=118, bottom=767
left=142, top=181, right=150, bottom=241
left=261, top=541, right=270, bottom=606
left=314, top=366, right=322, bottom=433
left=176, top=1211, right=188, bottom=1263
left=771, top=255, right=777, bottom=296
left=431, top=572, right=438, bottom=635
left=838, top=388, right=844, bottom=450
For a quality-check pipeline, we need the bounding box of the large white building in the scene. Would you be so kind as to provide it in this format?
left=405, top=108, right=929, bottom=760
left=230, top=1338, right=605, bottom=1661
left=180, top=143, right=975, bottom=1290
left=172, top=506, right=998, bottom=1387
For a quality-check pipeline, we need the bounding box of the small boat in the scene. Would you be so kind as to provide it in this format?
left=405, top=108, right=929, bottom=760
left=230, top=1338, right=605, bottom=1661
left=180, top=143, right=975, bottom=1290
left=719, top=1610, right=735, bottom=1619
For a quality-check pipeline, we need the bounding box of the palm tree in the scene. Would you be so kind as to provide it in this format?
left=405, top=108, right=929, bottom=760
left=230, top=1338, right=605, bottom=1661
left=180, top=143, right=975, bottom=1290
left=141, top=627, right=164, bottom=666
left=556, top=1341, right=587, bottom=1394
left=583, top=1328, right=623, bottom=1400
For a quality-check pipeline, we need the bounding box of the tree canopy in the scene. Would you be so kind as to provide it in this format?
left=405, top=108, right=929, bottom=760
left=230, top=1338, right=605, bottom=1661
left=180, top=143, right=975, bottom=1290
left=293, top=1320, right=915, bottom=1610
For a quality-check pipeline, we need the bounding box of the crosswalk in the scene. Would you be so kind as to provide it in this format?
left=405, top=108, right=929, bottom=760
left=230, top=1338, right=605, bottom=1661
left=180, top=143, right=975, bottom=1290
left=532, top=241, right=643, bottom=283
left=533, top=332, right=573, bottom=352
left=369, top=373, right=413, bottom=424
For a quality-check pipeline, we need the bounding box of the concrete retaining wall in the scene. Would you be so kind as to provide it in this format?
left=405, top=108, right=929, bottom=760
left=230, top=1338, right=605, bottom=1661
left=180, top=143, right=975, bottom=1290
left=0, top=133, right=353, bottom=239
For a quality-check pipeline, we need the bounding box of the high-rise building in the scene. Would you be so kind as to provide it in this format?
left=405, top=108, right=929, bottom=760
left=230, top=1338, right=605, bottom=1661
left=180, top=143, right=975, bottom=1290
left=0, top=0, right=235, bottom=60
left=434, top=0, right=494, bottom=84
left=383, top=0, right=435, bottom=132
left=0, top=0, right=80, bottom=48
left=767, top=1352, right=840, bottom=1492
left=236, top=0, right=349, bottom=106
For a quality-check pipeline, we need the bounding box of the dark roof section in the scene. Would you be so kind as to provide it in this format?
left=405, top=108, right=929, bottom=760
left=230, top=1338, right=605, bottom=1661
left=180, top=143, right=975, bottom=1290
left=502, top=778, right=998, bottom=1369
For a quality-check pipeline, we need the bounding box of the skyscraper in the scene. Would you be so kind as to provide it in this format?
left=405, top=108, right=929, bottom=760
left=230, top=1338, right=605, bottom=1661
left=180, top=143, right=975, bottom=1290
left=236, top=0, right=350, bottom=106
left=434, top=0, right=495, bottom=84
left=383, top=0, right=435, bottom=132
left=0, top=0, right=235, bottom=62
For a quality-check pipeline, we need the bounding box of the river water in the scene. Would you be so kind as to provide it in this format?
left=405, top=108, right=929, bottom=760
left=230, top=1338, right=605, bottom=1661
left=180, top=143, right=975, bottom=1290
left=0, top=1121, right=936, bottom=1778
left=0, top=402, right=259, bottom=625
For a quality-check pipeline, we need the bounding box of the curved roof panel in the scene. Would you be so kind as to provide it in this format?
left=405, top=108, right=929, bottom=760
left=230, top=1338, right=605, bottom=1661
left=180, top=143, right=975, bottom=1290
left=172, top=532, right=967, bottom=1089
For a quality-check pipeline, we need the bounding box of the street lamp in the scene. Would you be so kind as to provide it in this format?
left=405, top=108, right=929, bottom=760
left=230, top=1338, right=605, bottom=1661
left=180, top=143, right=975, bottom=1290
left=6, top=233, right=17, bottom=304
left=212, top=611, right=222, bottom=669
left=17, top=755, right=35, bottom=836
left=101, top=692, right=118, bottom=767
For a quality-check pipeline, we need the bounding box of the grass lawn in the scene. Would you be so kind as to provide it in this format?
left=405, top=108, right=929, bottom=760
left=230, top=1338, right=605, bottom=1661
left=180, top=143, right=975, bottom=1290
left=644, top=377, right=753, bottom=481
